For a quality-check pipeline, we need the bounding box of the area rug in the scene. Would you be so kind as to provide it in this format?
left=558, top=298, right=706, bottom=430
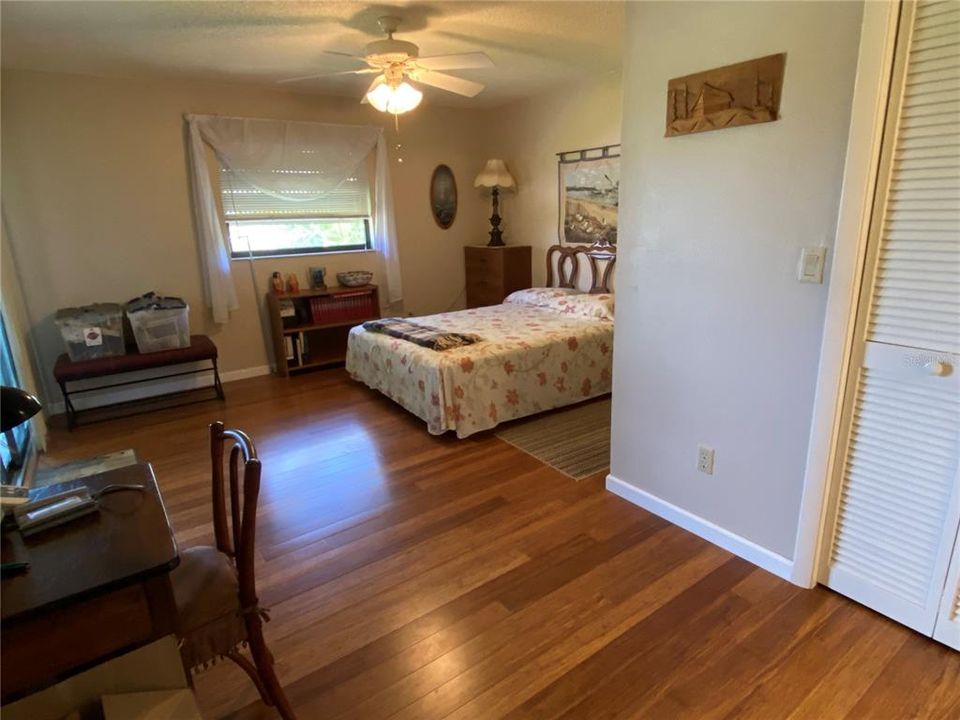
left=495, top=398, right=611, bottom=480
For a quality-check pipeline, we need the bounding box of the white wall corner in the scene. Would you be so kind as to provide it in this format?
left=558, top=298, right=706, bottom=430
left=606, top=474, right=796, bottom=584
left=789, top=0, right=902, bottom=589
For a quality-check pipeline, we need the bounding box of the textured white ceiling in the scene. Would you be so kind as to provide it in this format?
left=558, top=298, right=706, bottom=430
left=1, top=1, right=624, bottom=107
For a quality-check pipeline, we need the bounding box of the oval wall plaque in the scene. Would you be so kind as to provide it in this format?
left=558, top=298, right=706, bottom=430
left=430, top=164, right=457, bottom=229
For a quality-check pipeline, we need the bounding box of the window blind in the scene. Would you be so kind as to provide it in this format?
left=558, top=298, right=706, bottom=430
left=220, top=164, right=372, bottom=219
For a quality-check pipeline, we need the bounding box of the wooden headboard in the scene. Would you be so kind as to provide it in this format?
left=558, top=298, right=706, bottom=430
left=546, top=243, right=616, bottom=294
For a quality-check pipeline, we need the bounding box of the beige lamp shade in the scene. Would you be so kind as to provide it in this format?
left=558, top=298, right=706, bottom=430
left=474, top=159, right=516, bottom=189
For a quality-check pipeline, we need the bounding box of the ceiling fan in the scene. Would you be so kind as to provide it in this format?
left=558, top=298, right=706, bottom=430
left=279, top=16, right=494, bottom=114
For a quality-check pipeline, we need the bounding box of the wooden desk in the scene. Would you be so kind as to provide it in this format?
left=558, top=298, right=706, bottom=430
left=1, top=464, right=180, bottom=703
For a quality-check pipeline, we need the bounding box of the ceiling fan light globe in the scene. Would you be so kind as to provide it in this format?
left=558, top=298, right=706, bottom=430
left=391, top=82, right=423, bottom=113
left=366, top=82, right=392, bottom=112
left=367, top=81, right=422, bottom=115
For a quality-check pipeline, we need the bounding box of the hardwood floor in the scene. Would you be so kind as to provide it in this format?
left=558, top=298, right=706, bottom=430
left=44, top=370, right=960, bottom=719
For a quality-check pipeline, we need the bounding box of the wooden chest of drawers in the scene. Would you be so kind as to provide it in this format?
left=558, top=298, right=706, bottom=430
left=464, top=245, right=532, bottom=308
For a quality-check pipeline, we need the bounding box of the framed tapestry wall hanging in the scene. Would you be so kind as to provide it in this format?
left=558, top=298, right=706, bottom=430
left=557, top=144, right=620, bottom=246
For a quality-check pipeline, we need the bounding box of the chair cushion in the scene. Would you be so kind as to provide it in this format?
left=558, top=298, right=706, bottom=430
left=171, top=545, right=246, bottom=670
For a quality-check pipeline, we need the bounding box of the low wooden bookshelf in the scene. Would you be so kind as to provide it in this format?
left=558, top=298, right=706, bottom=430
left=266, top=285, right=380, bottom=377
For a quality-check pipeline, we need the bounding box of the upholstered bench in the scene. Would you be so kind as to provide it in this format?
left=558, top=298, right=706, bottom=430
left=53, top=334, right=225, bottom=428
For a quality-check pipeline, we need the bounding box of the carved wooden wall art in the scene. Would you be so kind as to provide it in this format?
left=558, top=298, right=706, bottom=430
left=665, top=53, right=786, bottom=137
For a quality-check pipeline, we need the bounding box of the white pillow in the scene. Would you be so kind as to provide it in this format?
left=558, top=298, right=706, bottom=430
left=546, top=292, right=615, bottom=321
left=504, top=287, right=614, bottom=321
left=503, top=287, right=580, bottom=308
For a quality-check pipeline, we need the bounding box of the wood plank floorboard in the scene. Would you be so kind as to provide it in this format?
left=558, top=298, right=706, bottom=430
left=42, top=370, right=960, bottom=719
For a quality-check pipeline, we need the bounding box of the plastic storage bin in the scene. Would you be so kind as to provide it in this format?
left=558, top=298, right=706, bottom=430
left=125, top=293, right=191, bottom=354
left=55, top=304, right=126, bottom=362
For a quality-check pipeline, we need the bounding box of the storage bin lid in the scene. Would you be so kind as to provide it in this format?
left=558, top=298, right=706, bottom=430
left=55, top=303, right=123, bottom=323
left=125, top=292, right=188, bottom=313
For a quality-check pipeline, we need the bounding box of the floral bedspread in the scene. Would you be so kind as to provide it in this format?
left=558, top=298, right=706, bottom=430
left=346, top=303, right=613, bottom=438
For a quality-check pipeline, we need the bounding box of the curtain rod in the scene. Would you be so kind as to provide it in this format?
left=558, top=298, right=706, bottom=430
left=556, top=143, right=621, bottom=161
left=183, top=113, right=382, bottom=133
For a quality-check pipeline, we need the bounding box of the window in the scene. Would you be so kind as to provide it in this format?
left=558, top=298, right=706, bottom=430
left=228, top=218, right=371, bottom=258
left=0, top=313, right=31, bottom=481
left=220, top=162, right=373, bottom=259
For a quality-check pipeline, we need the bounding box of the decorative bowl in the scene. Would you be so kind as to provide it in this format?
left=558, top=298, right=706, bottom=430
left=337, top=270, right=373, bottom=287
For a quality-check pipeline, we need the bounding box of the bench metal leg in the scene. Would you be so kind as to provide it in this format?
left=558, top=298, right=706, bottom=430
left=212, top=359, right=226, bottom=401
left=58, top=380, right=78, bottom=430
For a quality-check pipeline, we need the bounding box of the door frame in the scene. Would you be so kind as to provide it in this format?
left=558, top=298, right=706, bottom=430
left=790, top=0, right=904, bottom=588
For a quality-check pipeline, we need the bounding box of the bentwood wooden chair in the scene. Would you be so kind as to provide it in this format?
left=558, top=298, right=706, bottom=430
left=170, top=422, right=296, bottom=719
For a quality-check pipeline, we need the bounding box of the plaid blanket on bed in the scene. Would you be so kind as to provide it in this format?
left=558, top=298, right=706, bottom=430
left=362, top=318, right=482, bottom=351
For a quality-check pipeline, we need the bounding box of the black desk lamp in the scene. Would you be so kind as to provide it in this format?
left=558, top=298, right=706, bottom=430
left=1, top=386, right=42, bottom=469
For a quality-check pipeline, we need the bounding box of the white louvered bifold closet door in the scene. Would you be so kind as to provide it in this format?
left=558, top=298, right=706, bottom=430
left=823, top=0, right=960, bottom=644
left=934, top=523, right=960, bottom=648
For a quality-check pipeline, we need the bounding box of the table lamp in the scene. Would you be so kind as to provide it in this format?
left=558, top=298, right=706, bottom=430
left=474, top=159, right=516, bottom=247
left=1, top=386, right=41, bottom=469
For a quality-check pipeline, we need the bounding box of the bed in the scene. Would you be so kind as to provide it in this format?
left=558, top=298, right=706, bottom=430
left=346, top=243, right=615, bottom=438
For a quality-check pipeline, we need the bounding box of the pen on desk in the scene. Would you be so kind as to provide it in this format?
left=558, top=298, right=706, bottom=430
left=1, top=561, right=30, bottom=577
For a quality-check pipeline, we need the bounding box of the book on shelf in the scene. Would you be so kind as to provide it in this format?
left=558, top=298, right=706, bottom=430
left=296, top=301, right=312, bottom=325
left=305, top=289, right=375, bottom=326
left=278, top=299, right=296, bottom=317
left=299, top=331, right=309, bottom=363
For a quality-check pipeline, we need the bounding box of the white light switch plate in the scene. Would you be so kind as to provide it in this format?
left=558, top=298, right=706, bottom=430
left=798, top=247, right=827, bottom=284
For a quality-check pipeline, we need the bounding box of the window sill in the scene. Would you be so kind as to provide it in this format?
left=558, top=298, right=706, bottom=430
left=230, top=249, right=377, bottom=262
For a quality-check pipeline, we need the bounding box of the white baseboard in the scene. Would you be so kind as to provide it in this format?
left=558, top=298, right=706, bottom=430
left=45, top=364, right=272, bottom=416
left=605, top=474, right=796, bottom=583
left=222, top=365, right=273, bottom=383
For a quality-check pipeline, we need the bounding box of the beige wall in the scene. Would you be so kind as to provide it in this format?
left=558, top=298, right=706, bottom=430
left=1, top=69, right=492, bottom=404
left=610, top=1, right=863, bottom=562
left=492, top=72, right=622, bottom=285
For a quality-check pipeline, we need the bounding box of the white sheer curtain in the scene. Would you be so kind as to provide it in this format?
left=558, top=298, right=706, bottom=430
left=374, top=136, right=403, bottom=308
left=185, top=114, right=403, bottom=323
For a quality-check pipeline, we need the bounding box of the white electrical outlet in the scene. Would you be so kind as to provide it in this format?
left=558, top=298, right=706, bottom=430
left=697, top=445, right=715, bottom=475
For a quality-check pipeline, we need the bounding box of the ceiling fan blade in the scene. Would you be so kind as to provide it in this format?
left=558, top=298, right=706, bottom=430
left=278, top=73, right=332, bottom=84
left=324, top=50, right=364, bottom=60
left=279, top=68, right=379, bottom=84
left=414, top=71, right=485, bottom=98
left=415, top=52, right=494, bottom=71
